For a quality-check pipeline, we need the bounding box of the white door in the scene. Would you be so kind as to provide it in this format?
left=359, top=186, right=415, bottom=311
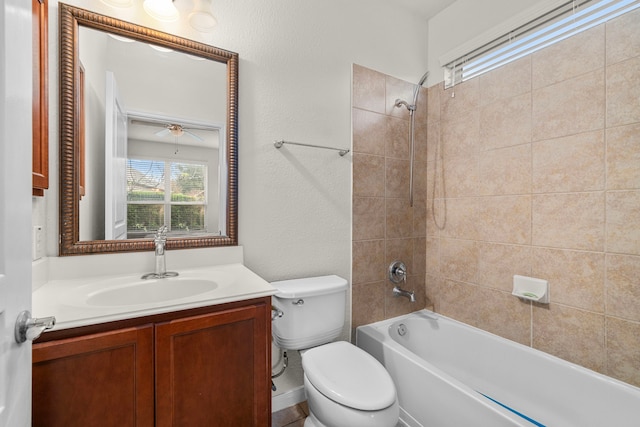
left=105, top=71, right=128, bottom=240
left=0, top=0, right=35, bottom=425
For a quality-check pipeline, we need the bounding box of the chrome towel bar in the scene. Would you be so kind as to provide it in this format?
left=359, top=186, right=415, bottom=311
left=274, top=140, right=350, bottom=156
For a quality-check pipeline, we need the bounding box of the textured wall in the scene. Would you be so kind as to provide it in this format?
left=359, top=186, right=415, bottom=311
left=425, top=11, right=640, bottom=387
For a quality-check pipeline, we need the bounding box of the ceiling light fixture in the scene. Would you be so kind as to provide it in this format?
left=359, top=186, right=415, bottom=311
left=188, top=0, right=218, bottom=32
left=143, top=0, right=179, bottom=22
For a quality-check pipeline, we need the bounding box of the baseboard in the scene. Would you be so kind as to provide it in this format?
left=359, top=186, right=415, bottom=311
left=271, top=385, right=306, bottom=413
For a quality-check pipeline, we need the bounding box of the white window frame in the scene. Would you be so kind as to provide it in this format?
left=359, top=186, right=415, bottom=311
left=126, top=157, right=208, bottom=233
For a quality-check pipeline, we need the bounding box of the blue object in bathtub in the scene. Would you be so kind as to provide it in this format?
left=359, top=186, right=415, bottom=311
left=478, top=392, right=546, bottom=427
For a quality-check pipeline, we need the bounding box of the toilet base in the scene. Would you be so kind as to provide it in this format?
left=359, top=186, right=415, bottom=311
left=303, top=412, right=323, bottom=427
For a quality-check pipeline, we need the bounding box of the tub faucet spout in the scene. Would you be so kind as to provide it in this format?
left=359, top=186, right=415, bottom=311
left=393, top=286, right=416, bottom=302
left=142, top=226, right=179, bottom=279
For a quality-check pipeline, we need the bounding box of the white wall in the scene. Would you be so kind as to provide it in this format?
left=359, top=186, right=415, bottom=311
left=426, top=0, right=548, bottom=85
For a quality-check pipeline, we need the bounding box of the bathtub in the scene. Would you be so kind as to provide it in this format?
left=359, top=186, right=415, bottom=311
left=356, top=310, right=640, bottom=427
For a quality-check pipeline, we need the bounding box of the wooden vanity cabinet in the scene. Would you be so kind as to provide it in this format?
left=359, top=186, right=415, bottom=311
left=32, top=297, right=272, bottom=427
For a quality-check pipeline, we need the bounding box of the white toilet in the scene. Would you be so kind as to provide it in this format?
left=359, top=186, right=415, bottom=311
left=271, top=275, right=399, bottom=427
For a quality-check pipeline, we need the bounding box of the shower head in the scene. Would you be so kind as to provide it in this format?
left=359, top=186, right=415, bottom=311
left=394, top=71, right=430, bottom=112
left=394, top=99, right=415, bottom=111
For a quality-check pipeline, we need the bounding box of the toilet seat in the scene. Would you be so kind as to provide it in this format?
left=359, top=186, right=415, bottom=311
left=301, top=341, right=396, bottom=411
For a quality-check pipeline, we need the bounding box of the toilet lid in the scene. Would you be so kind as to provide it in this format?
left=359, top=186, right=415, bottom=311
left=302, top=341, right=396, bottom=411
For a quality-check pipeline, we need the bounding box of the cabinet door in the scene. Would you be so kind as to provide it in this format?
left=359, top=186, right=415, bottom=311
left=156, top=302, right=271, bottom=427
left=32, top=325, right=154, bottom=427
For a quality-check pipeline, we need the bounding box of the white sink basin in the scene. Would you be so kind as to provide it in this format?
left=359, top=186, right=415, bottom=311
left=86, top=278, right=218, bottom=306
left=62, top=270, right=236, bottom=308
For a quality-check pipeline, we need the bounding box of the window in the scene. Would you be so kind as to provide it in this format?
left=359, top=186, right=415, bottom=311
left=442, top=0, right=640, bottom=88
left=126, top=158, right=207, bottom=237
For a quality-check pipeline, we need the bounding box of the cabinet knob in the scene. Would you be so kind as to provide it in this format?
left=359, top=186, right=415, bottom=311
left=14, top=310, right=56, bottom=343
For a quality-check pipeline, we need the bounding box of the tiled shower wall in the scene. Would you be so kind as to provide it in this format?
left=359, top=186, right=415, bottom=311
left=425, top=10, right=640, bottom=387
left=351, top=64, right=429, bottom=331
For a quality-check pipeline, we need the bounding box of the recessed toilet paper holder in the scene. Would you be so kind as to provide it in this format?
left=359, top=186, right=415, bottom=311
left=512, top=275, right=549, bottom=303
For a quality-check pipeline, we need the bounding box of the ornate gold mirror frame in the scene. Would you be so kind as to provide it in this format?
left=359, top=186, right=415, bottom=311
left=59, top=3, right=238, bottom=255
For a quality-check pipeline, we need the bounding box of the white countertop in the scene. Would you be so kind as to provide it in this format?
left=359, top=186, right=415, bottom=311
left=33, top=263, right=276, bottom=331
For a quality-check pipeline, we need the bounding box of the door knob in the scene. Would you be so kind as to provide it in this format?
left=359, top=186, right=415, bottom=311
left=14, top=310, right=55, bottom=343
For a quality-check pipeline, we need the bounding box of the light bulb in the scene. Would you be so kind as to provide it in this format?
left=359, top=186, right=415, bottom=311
left=188, top=0, right=217, bottom=32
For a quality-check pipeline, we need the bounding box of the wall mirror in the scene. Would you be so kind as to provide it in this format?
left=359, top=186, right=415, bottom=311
left=59, top=3, right=238, bottom=255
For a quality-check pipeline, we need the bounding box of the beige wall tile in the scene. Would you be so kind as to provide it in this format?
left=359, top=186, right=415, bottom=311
left=426, top=198, right=444, bottom=237
left=353, top=153, right=385, bottom=197
left=438, top=280, right=478, bottom=326
left=444, top=154, right=479, bottom=198
left=352, top=282, right=386, bottom=329
left=477, top=195, right=532, bottom=245
left=413, top=236, right=426, bottom=276
left=606, top=254, right=640, bottom=322
left=477, top=243, right=531, bottom=292
left=353, top=197, right=385, bottom=241
left=532, top=25, right=605, bottom=89
left=479, top=144, right=532, bottom=196
left=439, top=238, right=478, bottom=283
left=532, top=70, right=605, bottom=141
left=414, top=86, right=429, bottom=126
left=440, top=197, right=479, bottom=240
left=480, top=92, right=532, bottom=151
left=441, top=78, right=479, bottom=123
left=532, top=130, right=605, bottom=193
left=413, top=161, right=428, bottom=203
left=606, top=8, right=640, bottom=65
left=475, top=288, right=531, bottom=346
left=412, top=198, right=427, bottom=237
left=353, top=64, right=385, bottom=113
left=479, top=56, right=531, bottom=106
left=441, top=112, right=481, bottom=159
left=414, top=120, right=429, bottom=163
left=606, top=317, right=640, bottom=387
left=427, top=84, right=442, bottom=124
left=606, top=190, right=640, bottom=255
left=533, top=304, right=606, bottom=373
left=606, top=123, right=640, bottom=190
left=425, top=274, right=443, bottom=310
left=426, top=120, right=440, bottom=164
left=352, top=239, right=385, bottom=285
left=426, top=236, right=439, bottom=277
left=386, top=116, right=410, bottom=159
left=386, top=158, right=410, bottom=198
left=532, top=192, right=605, bottom=251
left=606, top=56, right=640, bottom=128
left=531, top=248, right=605, bottom=312
left=386, top=197, right=413, bottom=239
left=353, top=108, right=386, bottom=155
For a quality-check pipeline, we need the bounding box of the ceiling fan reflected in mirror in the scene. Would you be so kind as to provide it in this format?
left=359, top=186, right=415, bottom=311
left=157, top=123, right=204, bottom=142
left=130, top=119, right=205, bottom=142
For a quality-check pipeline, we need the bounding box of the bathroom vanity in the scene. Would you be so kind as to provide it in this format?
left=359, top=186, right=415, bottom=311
left=31, top=262, right=275, bottom=427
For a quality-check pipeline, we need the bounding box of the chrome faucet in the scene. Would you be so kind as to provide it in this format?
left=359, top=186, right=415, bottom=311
left=389, top=260, right=416, bottom=303
left=142, top=226, right=179, bottom=279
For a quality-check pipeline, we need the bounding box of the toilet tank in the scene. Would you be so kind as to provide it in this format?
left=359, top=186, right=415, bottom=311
left=271, top=275, right=348, bottom=350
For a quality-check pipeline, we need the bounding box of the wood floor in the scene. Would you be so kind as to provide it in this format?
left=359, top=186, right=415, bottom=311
left=271, top=401, right=309, bottom=427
